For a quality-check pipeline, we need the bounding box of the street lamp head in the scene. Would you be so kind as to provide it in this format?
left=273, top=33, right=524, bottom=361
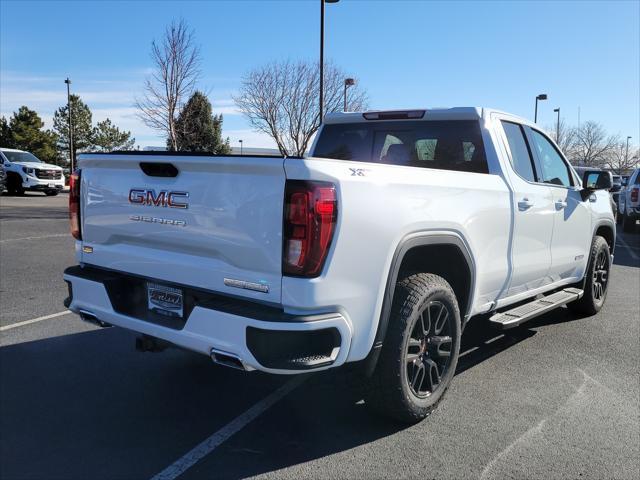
left=64, top=78, right=71, bottom=85
left=344, top=78, right=355, bottom=86
left=627, top=136, right=632, bottom=140
left=537, top=94, right=547, bottom=100
left=325, top=0, right=340, bottom=3
left=553, top=108, right=560, bottom=113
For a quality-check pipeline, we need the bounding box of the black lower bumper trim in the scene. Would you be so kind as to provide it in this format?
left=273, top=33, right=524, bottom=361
left=28, top=184, right=63, bottom=191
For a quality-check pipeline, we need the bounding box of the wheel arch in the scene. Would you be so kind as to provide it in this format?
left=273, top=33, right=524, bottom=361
left=594, top=220, right=616, bottom=255
left=363, top=232, right=476, bottom=375
left=5, top=170, right=22, bottom=184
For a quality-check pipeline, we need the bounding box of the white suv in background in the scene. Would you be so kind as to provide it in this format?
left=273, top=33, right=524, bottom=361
left=0, top=148, right=65, bottom=196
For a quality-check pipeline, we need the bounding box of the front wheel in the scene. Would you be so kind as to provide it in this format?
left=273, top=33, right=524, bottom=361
left=365, top=273, right=461, bottom=424
left=44, top=190, right=59, bottom=196
left=7, top=177, right=24, bottom=196
left=568, top=235, right=611, bottom=316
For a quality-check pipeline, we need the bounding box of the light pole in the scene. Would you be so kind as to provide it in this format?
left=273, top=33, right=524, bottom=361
left=64, top=78, right=74, bottom=171
left=239, top=139, right=243, bottom=156
left=534, top=94, right=547, bottom=123
left=553, top=108, right=560, bottom=143
left=320, top=0, right=339, bottom=122
left=343, top=78, right=355, bottom=112
left=626, top=136, right=632, bottom=163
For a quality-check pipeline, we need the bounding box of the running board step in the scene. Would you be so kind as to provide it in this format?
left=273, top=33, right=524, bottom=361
left=490, top=288, right=583, bottom=329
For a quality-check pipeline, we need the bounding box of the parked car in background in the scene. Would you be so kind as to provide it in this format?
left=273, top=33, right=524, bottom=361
left=611, top=174, right=623, bottom=206
left=574, top=166, right=617, bottom=221
left=618, top=167, right=640, bottom=232
left=0, top=163, right=6, bottom=196
left=0, top=148, right=65, bottom=196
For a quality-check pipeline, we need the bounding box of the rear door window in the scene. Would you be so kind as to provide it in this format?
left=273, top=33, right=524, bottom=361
left=313, top=120, right=489, bottom=174
left=501, top=121, right=537, bottom=182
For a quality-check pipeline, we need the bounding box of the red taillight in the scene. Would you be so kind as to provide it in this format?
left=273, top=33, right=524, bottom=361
left=69, top=170, right=81, bottom=240
left=631, top=187, right=639, bottom=203
left=283, top=181, right=337, bottom=277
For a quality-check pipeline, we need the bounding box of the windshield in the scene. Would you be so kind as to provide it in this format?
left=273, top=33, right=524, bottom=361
left=313, top=120, right=489, bottom=174
left=1, top=150, right=43, bottom=163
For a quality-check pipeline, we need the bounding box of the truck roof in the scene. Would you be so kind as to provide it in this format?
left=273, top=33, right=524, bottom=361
left=323, top=107, right=529, bottom=125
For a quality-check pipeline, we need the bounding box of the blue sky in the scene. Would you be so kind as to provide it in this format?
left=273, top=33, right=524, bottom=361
left=1, top=0, right=638, bottom=149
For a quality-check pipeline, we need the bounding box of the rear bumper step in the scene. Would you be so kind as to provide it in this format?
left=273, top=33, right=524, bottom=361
left=490, top=288, right=583, bottom=329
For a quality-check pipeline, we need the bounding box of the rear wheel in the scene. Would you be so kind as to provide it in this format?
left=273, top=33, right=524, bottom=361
left=45, top=190, right=59, bottom=196
left=365, top=273, right=461, bottom=424
left=568, top=235, right=610, bottom=316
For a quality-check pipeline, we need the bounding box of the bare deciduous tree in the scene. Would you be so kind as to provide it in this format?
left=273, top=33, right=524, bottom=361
left=136, top=20, right=200, bottom=151
left=234, top=60, right=368, bottom=156
left=604, top=140, right=639, bottom=174
left=546, top=117, right=576, bottom=157
left=568, top=120, right=617, bottom=168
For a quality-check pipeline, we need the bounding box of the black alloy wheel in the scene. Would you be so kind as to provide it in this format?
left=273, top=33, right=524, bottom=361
left=591, top=248, right=609, bottom=303
left=406, top=301, right=453, bottom=398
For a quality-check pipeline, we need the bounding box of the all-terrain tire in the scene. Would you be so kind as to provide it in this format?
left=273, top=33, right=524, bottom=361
left=568, top=235, right=611, bottom=316
left=365, top=273, right=461, bottom=424
left=6, top=174, right=24, bottom=196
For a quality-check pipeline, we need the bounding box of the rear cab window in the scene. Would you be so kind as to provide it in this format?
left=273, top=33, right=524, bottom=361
left=313, top=120, right=489, bottom=174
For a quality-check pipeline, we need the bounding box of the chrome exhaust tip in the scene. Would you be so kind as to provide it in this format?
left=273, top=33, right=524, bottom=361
left=210, top=348, right=247, bottom=371
left=78, top=309, right=111, bottom=328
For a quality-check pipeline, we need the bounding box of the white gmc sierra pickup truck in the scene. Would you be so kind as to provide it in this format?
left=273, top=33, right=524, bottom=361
left=64, top=108, right=615, bottom=423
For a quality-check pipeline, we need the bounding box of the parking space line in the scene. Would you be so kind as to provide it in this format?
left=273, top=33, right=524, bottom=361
left=617, top=235, right=639, bottom=261
left=0, top=233, right=69, bottom=243
left=0, top=310, right=72, bottom=332
left=150, top=376, right=307, bottom=480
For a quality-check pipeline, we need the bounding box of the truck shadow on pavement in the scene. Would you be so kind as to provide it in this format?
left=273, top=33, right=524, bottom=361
left=0, top=307, right=585, bottom=479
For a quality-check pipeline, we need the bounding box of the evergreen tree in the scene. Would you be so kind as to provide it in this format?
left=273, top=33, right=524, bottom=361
left=53, top=94, right=93, bottom=161
left=174, top=91, right=232, bottom=154
left=91, top=118, right=135, bottom=151
left=0, top=116, right=15, bottom=148
left=6, top=107, right=59, bottom=163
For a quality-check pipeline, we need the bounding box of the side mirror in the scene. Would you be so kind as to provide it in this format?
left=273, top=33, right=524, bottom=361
left=582, top=170, right=612, bottom=191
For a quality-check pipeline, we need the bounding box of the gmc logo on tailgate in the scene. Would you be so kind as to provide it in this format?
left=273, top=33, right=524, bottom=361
left=129, top=189, right=189, bottom=209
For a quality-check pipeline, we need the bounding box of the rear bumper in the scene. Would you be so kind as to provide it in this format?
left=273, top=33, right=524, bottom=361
left=63, top=265, right=352, bottom=374
left=627, top=206, right=640, bottom=219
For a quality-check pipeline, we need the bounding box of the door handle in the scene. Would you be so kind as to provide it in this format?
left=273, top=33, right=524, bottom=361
left=518, top=198, right=534, bottom=210
left=555, top=200, right=568, bottom=210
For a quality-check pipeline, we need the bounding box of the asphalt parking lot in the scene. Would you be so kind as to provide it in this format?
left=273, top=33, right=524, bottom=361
left=1, top=192, right=639, bottom=480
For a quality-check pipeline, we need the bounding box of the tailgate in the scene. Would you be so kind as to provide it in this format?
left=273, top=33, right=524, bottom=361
left=78, top=154, right=285, bottom=304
